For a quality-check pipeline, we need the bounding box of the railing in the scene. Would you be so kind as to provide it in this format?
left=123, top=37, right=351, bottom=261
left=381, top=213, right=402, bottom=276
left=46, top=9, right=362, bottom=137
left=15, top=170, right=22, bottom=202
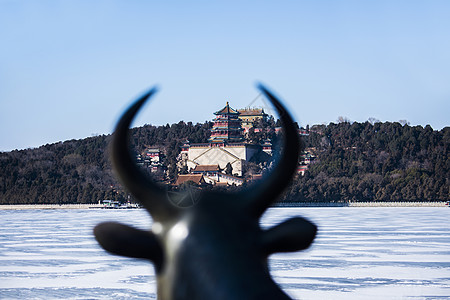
left=272, top=201, right=448, bottom=207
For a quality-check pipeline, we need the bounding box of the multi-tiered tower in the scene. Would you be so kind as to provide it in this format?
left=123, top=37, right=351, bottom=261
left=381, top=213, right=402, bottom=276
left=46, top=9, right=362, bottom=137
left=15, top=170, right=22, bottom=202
left=209, top=102, right=243, bottom=143
left=179, top=102, right=259, bottom=177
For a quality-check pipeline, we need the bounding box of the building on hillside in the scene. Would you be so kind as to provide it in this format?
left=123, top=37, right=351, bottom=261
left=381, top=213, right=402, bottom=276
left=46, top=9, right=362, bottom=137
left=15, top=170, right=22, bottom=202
left=136, top=148, right=166, bottom=178
left=174, top=174, right=207, bottom=186
left=177, top=101, right=312, bottom=180
left=261, top=139, right=273, bottom=155
left=137, top=148, right=162, bottom=166
left=173, top=172, right=244, bottom=188
left=190, top=164, right=244, bottom=186
left=191, top=165, right=221, bottom=176
left=180, top=142, right=260, bottom=177
left=298, top=128, right=310, bottom=136
left=179, top=102, right=261, bottom=177
left=297, top=150, right=317, bottom=175
left=144, top=148, right=161, bottom=163
left=211, top=173, right=244, bottom=186
left=302, top=151, right=316, bottom=164
left=247, top=174, right=263, bottom=182
left=201, top=172, right=244, bottom=186
left=209, top=102, right=243, bottom=143
left=297, top=165, right=309, bottom=176
left=238, top=108, right=268, bottom=133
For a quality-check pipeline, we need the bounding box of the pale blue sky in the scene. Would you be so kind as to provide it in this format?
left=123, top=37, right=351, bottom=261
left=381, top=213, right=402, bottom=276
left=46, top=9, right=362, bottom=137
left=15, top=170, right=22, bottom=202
left=1, top=0, right=449, bottom=151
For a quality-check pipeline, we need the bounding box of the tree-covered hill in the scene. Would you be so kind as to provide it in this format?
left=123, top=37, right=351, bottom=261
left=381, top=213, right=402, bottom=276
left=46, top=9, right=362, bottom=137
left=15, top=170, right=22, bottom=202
left=1, top=135, right=115, bottom=204
left=284, top=122, right=449, bottom=203
left=0, top=121, right=212, bottom=204
left=0, top=121, right=448, bottom=204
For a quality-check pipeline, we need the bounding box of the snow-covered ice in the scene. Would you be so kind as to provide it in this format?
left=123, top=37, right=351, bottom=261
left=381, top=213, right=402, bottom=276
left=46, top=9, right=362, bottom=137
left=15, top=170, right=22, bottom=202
left=0, top=207, right=449, bottom=299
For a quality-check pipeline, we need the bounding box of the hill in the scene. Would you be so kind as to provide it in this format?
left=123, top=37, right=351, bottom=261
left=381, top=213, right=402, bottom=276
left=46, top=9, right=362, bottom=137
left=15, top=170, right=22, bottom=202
left=285, top=122, right=449, bottom=203
left=0, top=121, right=448, bottom=204
left=0, top=121, right=212, bottom=204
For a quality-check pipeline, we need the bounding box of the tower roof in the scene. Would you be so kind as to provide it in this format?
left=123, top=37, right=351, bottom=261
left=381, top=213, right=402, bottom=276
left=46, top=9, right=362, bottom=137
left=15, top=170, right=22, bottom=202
left=214, top=102, right=240, bottom=115
left=193, top=165, right=221, bottom=172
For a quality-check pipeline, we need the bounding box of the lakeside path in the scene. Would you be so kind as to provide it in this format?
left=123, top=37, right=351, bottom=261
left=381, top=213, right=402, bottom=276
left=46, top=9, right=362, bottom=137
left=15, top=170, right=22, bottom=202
left=277, top=201, right=448, bottom=207
left=349, top=201, right=447, bottom=207
left=0, top=202, right=447, bottom=209
left=0, top=204, right=104, bottom=210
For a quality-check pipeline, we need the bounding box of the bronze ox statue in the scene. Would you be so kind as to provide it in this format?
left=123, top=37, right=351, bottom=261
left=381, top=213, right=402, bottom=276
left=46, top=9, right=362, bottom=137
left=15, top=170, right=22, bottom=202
left=94, top=84, right=317, bottom=299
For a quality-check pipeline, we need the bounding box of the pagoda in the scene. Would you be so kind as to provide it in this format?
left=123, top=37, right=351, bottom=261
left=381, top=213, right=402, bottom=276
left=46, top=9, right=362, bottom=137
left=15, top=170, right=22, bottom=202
left=209, top=102, right=243, bottom=143
left=179, top=102, right=260, bottom=177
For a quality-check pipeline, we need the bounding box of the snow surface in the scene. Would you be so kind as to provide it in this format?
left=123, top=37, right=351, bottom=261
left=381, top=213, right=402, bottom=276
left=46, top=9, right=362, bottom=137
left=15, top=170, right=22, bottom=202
left=0, top=207, right=449, bottom=299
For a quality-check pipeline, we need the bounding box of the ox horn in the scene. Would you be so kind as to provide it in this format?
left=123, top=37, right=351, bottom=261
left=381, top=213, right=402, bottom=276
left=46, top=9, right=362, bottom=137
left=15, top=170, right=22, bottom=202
left=111, top=87, right=178, bottom=221
left=241, top=84, right=302, bottom=217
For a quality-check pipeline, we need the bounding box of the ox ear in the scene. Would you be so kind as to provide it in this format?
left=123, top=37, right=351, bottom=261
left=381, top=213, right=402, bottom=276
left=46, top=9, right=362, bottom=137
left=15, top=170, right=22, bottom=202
left=94, top=222, right=164, bottom=272
left=261, top=217, right=317, bottom=255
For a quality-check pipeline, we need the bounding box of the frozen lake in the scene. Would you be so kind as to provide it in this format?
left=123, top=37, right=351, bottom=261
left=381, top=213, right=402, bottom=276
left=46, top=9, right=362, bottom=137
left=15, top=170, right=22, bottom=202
left=0, top=207, right=449, bottom=299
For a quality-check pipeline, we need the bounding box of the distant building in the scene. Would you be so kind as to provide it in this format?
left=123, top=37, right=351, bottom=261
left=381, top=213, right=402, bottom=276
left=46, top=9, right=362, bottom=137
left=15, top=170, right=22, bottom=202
left=191, top=165, right=221, bottom=176
left=296, top=150, right=317, bottom=175
left=144, top=148, right=161, bottom=163
left=261, top=138, right=273, bottom=155
left=191, top=164, right=244, bottom=186
left=181, top=142, right=260, bottom=177
left=298, top=129, right=310, bottom=136
left=137, top=148, right=161, bottom=166
left=297, top=165, right=308, bottom=176
left=209, top=102, right=243, bottom=143
left=179, top=102, right=261, bottom=177
left=210, top=173, right=244, bottom=186
left=302, top=151, right=316, bottom=164
left=136, top=148, right=166, bottom=177
left=176, top=100, right=316, bottom=182
left=174, top=174, right=207, bottom=186
left=247, top=174, right=263, bottom=182
left=238, top=108, right=268, bottom=133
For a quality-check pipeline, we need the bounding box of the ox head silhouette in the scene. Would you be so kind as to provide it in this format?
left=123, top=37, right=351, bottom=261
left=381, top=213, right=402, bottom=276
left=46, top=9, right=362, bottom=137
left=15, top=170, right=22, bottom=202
left=94, top=84, right=317, bottom=300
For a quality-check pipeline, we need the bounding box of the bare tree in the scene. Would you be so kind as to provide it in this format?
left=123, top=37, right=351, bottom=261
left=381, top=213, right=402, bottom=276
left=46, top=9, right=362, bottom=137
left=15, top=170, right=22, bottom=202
left=337, top=116, right=351, bottom=124
left=368, top=117, right=380, bottom=125
left=399, top=119, right=410, bottom=126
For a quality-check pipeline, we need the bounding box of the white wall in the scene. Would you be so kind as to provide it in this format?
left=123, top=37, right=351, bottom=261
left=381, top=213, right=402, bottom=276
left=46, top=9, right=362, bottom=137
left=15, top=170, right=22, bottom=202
left=187, top=145, right=249, bottom=176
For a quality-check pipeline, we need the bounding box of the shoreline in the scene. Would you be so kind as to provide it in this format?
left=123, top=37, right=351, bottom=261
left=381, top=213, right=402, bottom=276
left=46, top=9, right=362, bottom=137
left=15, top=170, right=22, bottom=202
left=0, top=202, right=447, bottom=210
left=0, top=204, right=104, bottom=210
left=275, top=201, right=448, bottom=207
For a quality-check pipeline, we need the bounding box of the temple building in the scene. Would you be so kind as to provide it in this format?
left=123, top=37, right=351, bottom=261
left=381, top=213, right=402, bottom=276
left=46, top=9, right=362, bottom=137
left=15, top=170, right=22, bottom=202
left=137, top=148, right=166, bottom=176
left=209, top=102, right=243, bottom=143
left=261, top=139, right=273, bottom=155
left=178, top=102, right=261, bottom=177
left=237, top=108, right=268, bottom=133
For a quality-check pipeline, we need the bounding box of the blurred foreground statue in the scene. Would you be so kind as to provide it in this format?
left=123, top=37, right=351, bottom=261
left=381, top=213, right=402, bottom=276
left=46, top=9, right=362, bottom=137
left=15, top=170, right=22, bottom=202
left=94, top=84, right=317, bottom=299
